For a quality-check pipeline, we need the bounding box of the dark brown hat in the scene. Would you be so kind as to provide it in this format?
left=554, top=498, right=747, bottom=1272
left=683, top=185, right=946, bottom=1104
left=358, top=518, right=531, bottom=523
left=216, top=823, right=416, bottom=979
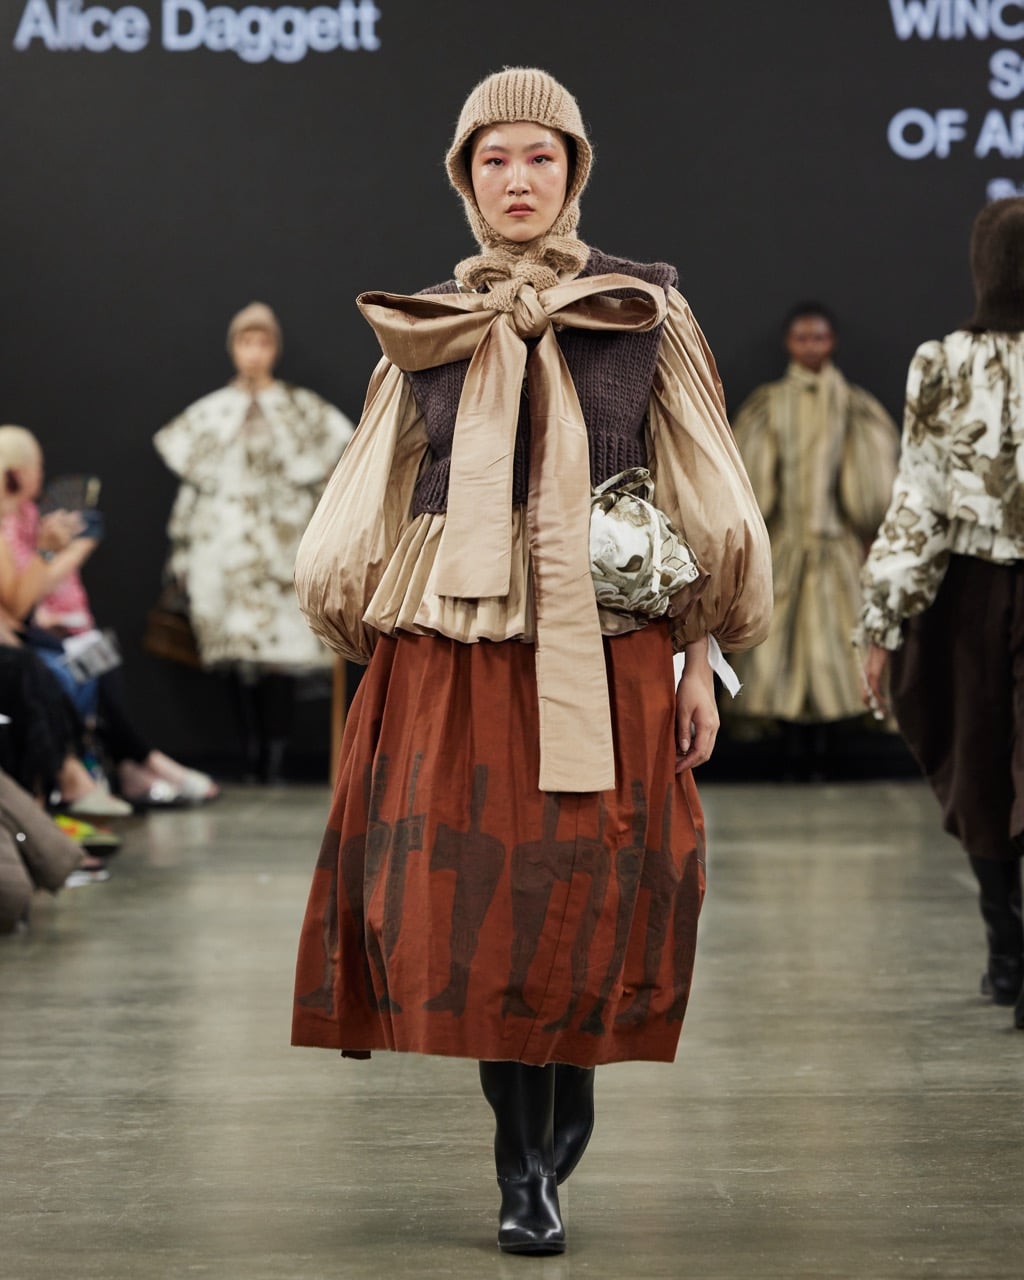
left=968, top=198, right=1024, bottom=332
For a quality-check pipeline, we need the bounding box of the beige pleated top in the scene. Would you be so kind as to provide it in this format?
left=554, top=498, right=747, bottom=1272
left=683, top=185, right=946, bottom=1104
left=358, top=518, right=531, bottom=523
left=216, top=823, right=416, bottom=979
left=295, top=275, right=772, bottom=791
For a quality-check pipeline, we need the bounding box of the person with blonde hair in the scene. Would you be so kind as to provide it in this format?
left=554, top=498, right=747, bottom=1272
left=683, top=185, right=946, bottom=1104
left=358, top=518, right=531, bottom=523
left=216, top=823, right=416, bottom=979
left=0, top=424, right=216, bottom=807
left=290, top=67, right=772, bottom=1253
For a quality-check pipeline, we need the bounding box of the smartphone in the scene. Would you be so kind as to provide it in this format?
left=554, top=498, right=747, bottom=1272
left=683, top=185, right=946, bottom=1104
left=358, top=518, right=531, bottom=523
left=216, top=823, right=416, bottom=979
left=38, top=474, right=102, bottom=515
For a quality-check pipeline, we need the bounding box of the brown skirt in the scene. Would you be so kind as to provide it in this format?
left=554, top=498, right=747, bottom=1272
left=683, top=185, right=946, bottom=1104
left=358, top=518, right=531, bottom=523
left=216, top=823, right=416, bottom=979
left=890, top=554, right=1024, bottom=863
left=291, top=623, right=706, bottom=1067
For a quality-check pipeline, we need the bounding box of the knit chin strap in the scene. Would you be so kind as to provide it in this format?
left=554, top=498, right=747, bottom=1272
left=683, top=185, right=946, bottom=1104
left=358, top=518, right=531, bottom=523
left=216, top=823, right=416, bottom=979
left=455, top=234, right=591, bottom=311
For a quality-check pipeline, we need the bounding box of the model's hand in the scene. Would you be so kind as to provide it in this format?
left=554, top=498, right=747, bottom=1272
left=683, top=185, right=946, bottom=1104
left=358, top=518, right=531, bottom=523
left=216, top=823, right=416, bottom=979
left=37, top=509, right=84, bottom=552
left=676, top=638, right=720, bottom=772
left=861, top=643, right=891, bottom=720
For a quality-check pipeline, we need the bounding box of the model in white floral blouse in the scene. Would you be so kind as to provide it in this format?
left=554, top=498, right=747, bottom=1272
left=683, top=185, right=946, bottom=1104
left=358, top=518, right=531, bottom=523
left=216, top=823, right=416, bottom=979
left=861, top=198, right=1024, bottom=1031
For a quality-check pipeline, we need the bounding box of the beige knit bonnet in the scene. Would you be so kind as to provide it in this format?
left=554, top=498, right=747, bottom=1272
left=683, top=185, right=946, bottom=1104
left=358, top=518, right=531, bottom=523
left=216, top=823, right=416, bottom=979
left=445, top=68, right=593, bottom=301
left=226, top=301, right=282, bottom=354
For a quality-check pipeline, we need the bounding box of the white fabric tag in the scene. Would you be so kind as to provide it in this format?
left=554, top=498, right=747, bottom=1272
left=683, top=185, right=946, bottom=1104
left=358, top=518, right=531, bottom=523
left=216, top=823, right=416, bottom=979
left=673, top=635, right=742, bottom=697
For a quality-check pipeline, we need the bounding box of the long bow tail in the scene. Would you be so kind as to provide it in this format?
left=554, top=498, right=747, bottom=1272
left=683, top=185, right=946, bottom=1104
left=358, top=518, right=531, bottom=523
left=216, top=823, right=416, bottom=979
left=357, top=274, right=668, bottom=792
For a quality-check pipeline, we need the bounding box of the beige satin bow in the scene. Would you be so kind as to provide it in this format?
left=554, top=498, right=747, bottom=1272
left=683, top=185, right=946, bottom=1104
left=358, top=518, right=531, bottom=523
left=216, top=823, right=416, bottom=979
left=357, top=273, right=668, bottom=792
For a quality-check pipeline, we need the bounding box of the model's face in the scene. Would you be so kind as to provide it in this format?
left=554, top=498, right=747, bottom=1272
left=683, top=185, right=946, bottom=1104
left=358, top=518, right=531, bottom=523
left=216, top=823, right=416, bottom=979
left=785, top=316, right=836, bottom=374
left=231, top=329, right=278, bottom=381
left=470, top=122, right=570, bottom=244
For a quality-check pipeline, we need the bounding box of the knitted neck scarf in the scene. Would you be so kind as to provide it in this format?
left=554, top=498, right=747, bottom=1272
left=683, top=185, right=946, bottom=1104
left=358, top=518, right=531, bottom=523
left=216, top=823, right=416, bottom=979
left=445, top=67, right=593, bottom=310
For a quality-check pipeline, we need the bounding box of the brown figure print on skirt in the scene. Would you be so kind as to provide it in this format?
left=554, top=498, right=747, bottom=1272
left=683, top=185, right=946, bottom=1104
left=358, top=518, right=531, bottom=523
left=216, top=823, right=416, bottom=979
left=580, top=780, right=649, bottom=1036
left=616, top=782, right=679, bottom=1028
left=381, top=753, right=426, bottom=980
left=666, top=817, right=706, bottom=1024
left=542, top=798, right=610, bottom=1033
left=357, top=755, right=402, bottom=1012
left=422, top=764, right=506, bottom=1017
left=294, top=820, right=347, bottom=1015
left=502, top=794, right=580, bottom=1020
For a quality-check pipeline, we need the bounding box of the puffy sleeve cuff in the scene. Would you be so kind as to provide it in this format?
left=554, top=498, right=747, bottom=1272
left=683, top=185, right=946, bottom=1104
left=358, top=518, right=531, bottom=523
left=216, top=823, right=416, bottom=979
left=648, top=288, right=774, bottom=653
left=293, top=360, right=429, bottom=662
left=856, top=605, right=906, bottom=652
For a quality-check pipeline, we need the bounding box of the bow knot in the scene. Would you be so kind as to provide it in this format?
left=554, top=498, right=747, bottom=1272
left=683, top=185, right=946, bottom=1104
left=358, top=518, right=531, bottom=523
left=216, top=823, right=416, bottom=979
left=507, top=284, right=550, bottom=338
left=356, top=272, right=669, bottom=791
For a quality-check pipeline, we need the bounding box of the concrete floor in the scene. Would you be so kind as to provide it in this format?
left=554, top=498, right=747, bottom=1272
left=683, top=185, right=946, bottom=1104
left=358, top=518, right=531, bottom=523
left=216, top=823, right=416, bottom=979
left=2, top=781, right=1022, bottom=1279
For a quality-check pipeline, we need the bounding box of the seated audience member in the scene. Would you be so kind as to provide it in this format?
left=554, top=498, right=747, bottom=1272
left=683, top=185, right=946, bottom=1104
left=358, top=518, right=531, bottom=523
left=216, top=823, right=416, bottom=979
left=0, top=616, right=120, bottom=876
left=0, top=576, right=129, bottom=821
left=0, top=425, right=217, bottom=807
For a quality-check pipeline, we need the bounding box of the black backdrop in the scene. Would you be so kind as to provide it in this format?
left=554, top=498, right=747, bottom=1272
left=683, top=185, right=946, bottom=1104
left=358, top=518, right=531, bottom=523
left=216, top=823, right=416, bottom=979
left=1, top=0, right=1019, bottom=772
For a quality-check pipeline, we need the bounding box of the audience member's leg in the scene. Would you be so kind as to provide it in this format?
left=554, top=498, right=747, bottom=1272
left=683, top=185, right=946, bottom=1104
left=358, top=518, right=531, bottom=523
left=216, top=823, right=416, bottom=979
left=97, top=669, right=218, bottom=805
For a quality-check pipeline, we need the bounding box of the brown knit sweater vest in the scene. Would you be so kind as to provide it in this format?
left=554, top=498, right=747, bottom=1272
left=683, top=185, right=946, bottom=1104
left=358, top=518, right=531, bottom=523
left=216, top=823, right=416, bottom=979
left=406, top=247, right=677, bottom=517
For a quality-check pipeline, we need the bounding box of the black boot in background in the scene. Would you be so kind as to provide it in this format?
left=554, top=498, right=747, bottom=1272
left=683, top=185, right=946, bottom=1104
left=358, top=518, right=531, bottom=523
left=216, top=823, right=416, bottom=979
left=228, top=672, right=262, bottom=783
left=478, top=1061, right=565, bottom=1255
left=968, top=855, right=1023, bottom=1006
left=255, top=674, right=296, bottom=784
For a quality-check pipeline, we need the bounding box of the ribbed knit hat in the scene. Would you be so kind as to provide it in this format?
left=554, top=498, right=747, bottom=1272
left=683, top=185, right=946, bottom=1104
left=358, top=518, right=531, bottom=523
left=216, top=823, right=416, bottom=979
left=446, top=67, right=593, bottom=253
left=227, top=301, right=282, bottom=354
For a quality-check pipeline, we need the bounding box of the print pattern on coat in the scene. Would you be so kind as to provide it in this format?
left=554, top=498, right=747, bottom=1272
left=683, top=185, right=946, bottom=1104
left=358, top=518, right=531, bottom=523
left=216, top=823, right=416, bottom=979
left=422, top=765, right=506, bottom=1017
left=154, top=381, right=354, bottom=668
left=861, top=331, right=1024, bottom=649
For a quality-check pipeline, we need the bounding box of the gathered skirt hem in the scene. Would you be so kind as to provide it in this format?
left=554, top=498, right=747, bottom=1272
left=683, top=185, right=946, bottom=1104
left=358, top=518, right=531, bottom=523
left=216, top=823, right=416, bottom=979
left=292, top=625, right=706, bottom=1069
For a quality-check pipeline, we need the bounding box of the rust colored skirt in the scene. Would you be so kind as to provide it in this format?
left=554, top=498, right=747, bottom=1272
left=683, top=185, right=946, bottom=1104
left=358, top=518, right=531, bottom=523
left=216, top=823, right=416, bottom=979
left=291, top=623, right=707, bottom=1067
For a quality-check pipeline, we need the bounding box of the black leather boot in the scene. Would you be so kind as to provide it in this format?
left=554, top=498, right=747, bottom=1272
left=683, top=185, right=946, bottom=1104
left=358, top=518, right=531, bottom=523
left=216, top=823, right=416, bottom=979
left=553, top=1065, right=596, bottom=1185
left=478, top=1061, right=565, bottom=1255
left=968, top=855, right=1024, bottom=1005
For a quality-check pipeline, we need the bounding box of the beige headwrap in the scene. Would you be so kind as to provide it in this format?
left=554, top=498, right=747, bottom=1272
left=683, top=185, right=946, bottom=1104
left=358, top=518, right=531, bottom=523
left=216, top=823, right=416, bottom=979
left=445, top=67, right=593, bottom=308
left=226, top=301, right=282, bottom=354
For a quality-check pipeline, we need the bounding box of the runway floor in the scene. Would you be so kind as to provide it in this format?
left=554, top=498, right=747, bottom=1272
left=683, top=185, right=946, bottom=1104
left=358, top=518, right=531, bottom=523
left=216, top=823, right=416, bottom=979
left=2, top=780, right=1022, bottom=1279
